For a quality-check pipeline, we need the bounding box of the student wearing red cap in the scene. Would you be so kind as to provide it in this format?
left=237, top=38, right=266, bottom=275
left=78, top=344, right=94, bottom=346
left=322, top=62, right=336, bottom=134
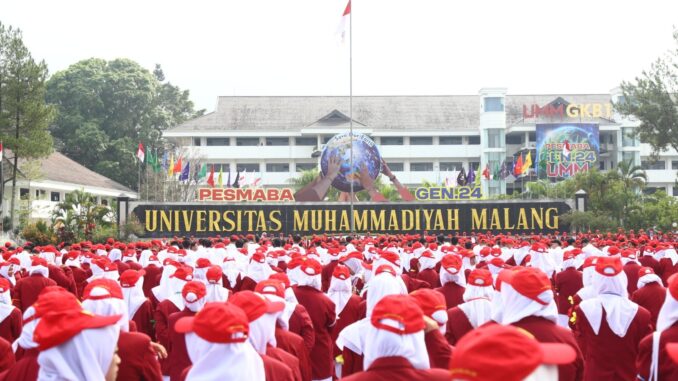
left=229, top=291, right=297, bottom=381
left=327, top=264, right=363, bottom=375
left=574, top=256, right=652, bottom=380
left=631, top=267, right=666, bottom=327
left=12, top=257, right=57, bottom=312
left=292, top=259, right=336, bottom=381
left=341, top=294, right=449, bottom=381
left=120, top=269, right=154, bottom=339
left=658, top=246, right=678, bottom=285
left=142, top=255, right=163, bottom=302
left=34, top=293, right=122, bottom=380
left=416, top=250, right=440, bottom=288
left=270, top=272, right=316, bottom=352
left=554, top=250, right=584, bottom=328
left=63, top=251, right=90, bottom=299
left=0, top=277, right=21, bottom=343
left=636, top=273, right=678, bottom=381
left=445, top=268, right=494, bottom=346
left=257, top=279, right=312, bottom=381
left=621, top=249, right=642, bottom=295
left=175, top=302, right=265, bottom=381
left=167, top=281, right=207, bottom=381
left=434, top=254, right=465, bottom=309
left=82, top=279, right=163, bottom=381
left=449, top=324, right=577, bottom=381
left=409, top=289, right=452, bottom=369
left=204, top=265, right=230, bottom=303
left=153, top=265, right=193, bottom=377
left=498, top=267, right=584, bottom=381
left=321, top=249, right=343, bottom=293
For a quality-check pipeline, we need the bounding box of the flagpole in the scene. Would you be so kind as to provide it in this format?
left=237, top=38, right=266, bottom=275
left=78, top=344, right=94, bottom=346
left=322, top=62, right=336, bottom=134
left=348, top=0, right=355, bottom=234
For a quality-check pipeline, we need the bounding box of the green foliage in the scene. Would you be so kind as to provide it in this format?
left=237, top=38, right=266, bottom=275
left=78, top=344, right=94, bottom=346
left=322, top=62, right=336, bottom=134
left=616, top=28, right=678, bottom=157
left=21, top=220, right=57, bottom=245
left=51, top=190, right=114, bottom=242
left=560, top=211, right=619, bottom=233
left=46, top=59, right=204, bottom=189
left=288, top=169, right=400, bottom=201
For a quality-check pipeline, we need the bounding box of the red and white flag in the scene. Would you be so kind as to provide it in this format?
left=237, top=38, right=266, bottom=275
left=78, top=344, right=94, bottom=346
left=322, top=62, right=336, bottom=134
left=562, top=140, right=571, bottom=160
left=0, top=141, right=3, bottom=161
left=336, top=0, right=351, bottom=43
left=136, top=142, right=145, bottom=163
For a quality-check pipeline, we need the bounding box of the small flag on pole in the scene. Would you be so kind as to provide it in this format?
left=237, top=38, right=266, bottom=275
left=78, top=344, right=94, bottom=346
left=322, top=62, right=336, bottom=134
left=226, top=171, right=231, bottom=188
left=336, top=0, right=351, bottom=43
left=198, top=163, right=207, bottom=179
left=207, top=165, right=215, bottom=188
left=0, top=141, right=3, bottom=161
left=168, top=154, right=175, bottom=176
left=179, top=162, right=190, bottom=182
left=217, top=168, right=223, bottom=188
left=467, top=164, right=476, bottom=184
left=173, top=156, right=183, bottom=175
left=514, top=155, right=523, bottom=177
left=563, top=140, right=571, bottom=161
left=457, top=167, right=467, bottom=186
left=522, top=151, right=532, bottom=175
left=136, top=143, right=145, bottom=163
left=482, top=164, right=491, bottom=180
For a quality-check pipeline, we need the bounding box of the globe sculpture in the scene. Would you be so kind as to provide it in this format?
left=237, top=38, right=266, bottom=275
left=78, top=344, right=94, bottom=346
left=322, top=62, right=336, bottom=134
left=320, top=132, right=382, bottom=192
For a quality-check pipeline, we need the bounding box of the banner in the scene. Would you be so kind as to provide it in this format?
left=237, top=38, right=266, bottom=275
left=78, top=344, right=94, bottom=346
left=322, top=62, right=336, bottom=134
left=536, top=123, right=599, bottom=179
left=413, top=185, right=483, bottom=201
left=132, top=200, right=571, bottom=237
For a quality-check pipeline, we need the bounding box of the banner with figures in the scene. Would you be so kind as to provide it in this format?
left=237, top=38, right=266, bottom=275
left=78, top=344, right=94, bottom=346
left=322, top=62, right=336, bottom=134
left=536, top=123, right=599, bottom=179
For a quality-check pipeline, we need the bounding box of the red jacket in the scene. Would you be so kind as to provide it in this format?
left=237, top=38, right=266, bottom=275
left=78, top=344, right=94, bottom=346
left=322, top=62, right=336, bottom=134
left=275, top=328, right=312, bottom=381
left=12, top=274, right=57, bottom=311
left=340, top=356, right=450, bottom=381
left=424, top=330, right=452, bottom=369
left=0, top=307, right=22, bottom=344
left=434, top=282, right=465, bottom=309
left=554, top=268, right=583, bottom=315
left=445, top=306, right=474, bottom=346
left=116, top=331, right=162, bottom=381
left=636, top=322, right=678, bottom=381
left=631, top=282, right=666, bottom=327
left=167, top=310, right=195, bottom=381
left=261, top=353, right=295, bottom=381
left=292, top=285, right=336, bottom=380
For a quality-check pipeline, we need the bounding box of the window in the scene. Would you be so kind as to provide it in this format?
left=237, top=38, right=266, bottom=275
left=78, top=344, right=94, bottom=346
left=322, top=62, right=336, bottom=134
left=643, top=187, right=662, bottom=195
left=599, top=161, right=605, bottom=170
left=439, top=136, right=462, bottom=145
left=50, top=192, right=60, bottom=202
left=35, top=189, right=46, bottom=199
left=622, top=152, right=636, bottom=164
left=322, top=136, right=334, bottom=144
left=19, top=188, right=29, bottom=200
left=486, top=129, right=504, bottom=148
left=266, top=163, right=290, bottom=172
left=505, top=134, right=522, bottom=145
left=193, top=138, right=202, bottom=146
left=236, top=138, right=260, bottom=146
left=671, top=160, right=678, bottom=170
left=236, top=163, right=259, bottom=172
left=410, top=162, right=433, bottom=171
left=101, top=199, right=109, bottom=206
left=211, top=163, right=229, bottom=172
left=641, top=160, right=666, bottom=170
left=387, top=162, right=404, bottom=171
left=673, top=187, right=678, bottom=197
left=528, top=132, right=536, bottom=142
left=381, top=137, right=404, bottom=145
left=409, top=137, right=433, bottom=145
left=440, top=162, right=463, bottom=171
left=266, top=137, right=289, bottom=146
left=469, top=162, right=480, bottom=172
left=467, top=136, right=480, bottom=145
left=484, top=97, right=504, bottom=112
left=206, top=138, right=230, bottom=146
left=295, top=137, right=317, bottom=146
left=296, top=162, right=317, bottom=172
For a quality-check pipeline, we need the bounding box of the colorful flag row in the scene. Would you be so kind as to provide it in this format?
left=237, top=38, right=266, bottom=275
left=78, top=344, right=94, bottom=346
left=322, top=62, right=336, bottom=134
left=442, top=151, right=533, bottom=187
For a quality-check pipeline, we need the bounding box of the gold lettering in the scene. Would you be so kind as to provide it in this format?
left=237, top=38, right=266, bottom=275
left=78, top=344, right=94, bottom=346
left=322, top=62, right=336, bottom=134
left=160, top=210, right=172, bottom=232
left=471, top=209, right=487, bottom=230
left=503, top=208, right=515, bottom=230
left=354, top=210, right=368, bottom=231
left=423, top=209, right=434, bottom=231
left=325, top=210, right=337, bottom=232
left=269, top=211, right=282, bottom=231
left=433, top=210, right=444, bottom=231
left=370, top=210, right=385, bottom=231
left=223, top=211, right=236, bottom=232
left=339, top=210, right=350, bottom=232
left=209, top=210, right=220, bottom=232
left=516, top=208, right=528, bottom=230
left=388, top=210, right=399, bottom=231
left=447, top=209, right=459, bottom=230
left=256, top=211, right=266, bottom=231
left=294, top=210, right=309, bottom=232
left=490, top=208, right=501, bottom=230
left=545, top=208, right=559, bottom=229
left=530, top=208, right=544, bottom=230
left=145, top=210, right=157, bottom=232
left=311, top=210, right=322, bottom=231
left=402, top=210, right=414, bottom=231
left=196, top=210, right=207, bottom=232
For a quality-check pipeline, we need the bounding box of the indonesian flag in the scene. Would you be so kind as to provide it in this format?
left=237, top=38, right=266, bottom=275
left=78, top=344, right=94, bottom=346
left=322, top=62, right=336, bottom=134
left=0, top=141, right=3, bottom=161
left=136, top=143, right=145, bottom=163
left=563, top=140, right=571, bottom=160
left=337, top=0, right=351, bottom=43
left=482, top=164, right=491, bottom=180
left=173, top=156, right=183, bottom=174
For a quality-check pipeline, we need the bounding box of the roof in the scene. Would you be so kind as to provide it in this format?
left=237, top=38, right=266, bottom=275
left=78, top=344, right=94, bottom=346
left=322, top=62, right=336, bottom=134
left=165, top=94, right=615, bottom=134
left=9, top=151, right=135, bottom=194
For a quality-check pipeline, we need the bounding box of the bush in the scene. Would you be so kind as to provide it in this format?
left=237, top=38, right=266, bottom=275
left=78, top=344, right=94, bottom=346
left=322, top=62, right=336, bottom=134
left=91, top=225, right=119, bottom=244
left=21, top=221, right=57, bottom=245
left=560, top=211, right=619, bottom=233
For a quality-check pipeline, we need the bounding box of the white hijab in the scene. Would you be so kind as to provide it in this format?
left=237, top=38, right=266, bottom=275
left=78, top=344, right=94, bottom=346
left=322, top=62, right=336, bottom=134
left=13, top=307, right=38, bottom=352
left=37, top=324, right=120, bottom=381
left=122, top=276, right=148, bottom=319
left=81, top=292, right=130, bottom=332
left=248, top=313, right=278, bottom=354
left=205, top=282, right=230, bottom=303
left=246, top=260, right=273, bottom=283
left=499, top=284, right=558, bottom=325
left=328, top=275, right=353, bottom=317
left=458, top=285, right=494, bottom=328
left=184, top=333, right=265, bottom=381
left=0, top=290, right=15, bottom=323
left=151, top=264, right=177, bottom=302
left=362, top=323, right=429, bottom=370
left=579, top=270, right=639, bottom=337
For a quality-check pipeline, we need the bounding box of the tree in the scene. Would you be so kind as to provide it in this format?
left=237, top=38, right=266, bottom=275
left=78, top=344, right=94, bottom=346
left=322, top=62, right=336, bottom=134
left=0, top=22, right=55, bottom=228
left=46, top=59, right=204, bottom=189
left=617, top=29, right=678, bottom=157
left=51, top=189, right=113, bottom=242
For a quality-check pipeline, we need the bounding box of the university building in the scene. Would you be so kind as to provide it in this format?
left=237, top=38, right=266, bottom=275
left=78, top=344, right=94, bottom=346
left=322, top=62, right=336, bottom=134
left=163, top=88, right=678, bottom=197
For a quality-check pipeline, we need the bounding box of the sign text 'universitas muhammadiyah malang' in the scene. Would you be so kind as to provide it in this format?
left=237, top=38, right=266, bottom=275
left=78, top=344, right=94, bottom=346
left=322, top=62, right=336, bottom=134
left=132, top=201, right=571, bottom=237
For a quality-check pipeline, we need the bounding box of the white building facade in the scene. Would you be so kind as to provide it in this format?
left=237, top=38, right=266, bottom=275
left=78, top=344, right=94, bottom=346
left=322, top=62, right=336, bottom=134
left=163, top=88, right=677, bottom=197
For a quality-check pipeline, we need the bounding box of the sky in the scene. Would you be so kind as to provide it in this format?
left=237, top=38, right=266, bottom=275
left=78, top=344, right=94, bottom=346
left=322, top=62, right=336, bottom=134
left=1, top=0, right=677, bottom=112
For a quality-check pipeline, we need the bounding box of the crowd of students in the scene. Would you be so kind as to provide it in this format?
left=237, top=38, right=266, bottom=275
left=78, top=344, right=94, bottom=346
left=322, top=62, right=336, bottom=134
left=0, top=230, right=677, bottom=380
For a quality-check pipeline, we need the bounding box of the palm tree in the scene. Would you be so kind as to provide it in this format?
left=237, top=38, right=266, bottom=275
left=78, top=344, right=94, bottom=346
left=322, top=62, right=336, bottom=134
left=615, top=159, right=647, bottom=226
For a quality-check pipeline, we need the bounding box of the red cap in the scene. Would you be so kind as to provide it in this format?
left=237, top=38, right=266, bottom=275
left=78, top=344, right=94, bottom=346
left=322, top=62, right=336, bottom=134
left=449, top=324, right=576, bottom=381
left=175, top=302, right=249, bottom=344
left=0, top=277, right=10, bottom=293
left=171, top=266, right=194, bottom=282
left=491, top=247, right=502, bottom=257
left=638, top=267, right=654, bottom=277
left=502, top=268, right=552, bottom=305
left=607, top=246, right=620, bottom=256
left=371, top=295, right=425, bottom=334
left=667, top=343, right=678, bottom=364
left=375, top=264, right=397, bottom=276
left=251, top=252, right=266, bottom=263
left=582, top=256, right=599, bottom=268
left=300, top=259, right=322, bottom=276
left=410, top=289, right=446, bottom=319
left=420, top=250, right=435, bottom=259
left=479, top=247, right=491, bottom=257
left=196, top=258, right=212, bottom=268
left=489, top=257, right=506, bottom=268
left=332, top=264, right=351, bottom=280
left=269, top=273, right=290, bottom=288
left=229, top=291, right=285, bottom=322
left=595, top=256, right=622, bottom=277
left=119, top=269, right=145, bottom=288
left=31, top=257, right=48, bottom=267
left=441, top=254, right=462, bottom=274
left=83, top=278, right=123, bottom=300
left=182, top=281, right=207, bottom=303
left=668, top=274, right=678, bottom=300
left=563, top=250, right=576, bottom=261
left=379, top=251, right=401, bottom=267
left=33, top=294, right=121, bottom=350
left=206, top=265, right=223, bottom=283
left=467, top=269, right=493, bottom=287
left=29, top=289, right=81, bottom=323
left=255, top=279, right=285, bottom=298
